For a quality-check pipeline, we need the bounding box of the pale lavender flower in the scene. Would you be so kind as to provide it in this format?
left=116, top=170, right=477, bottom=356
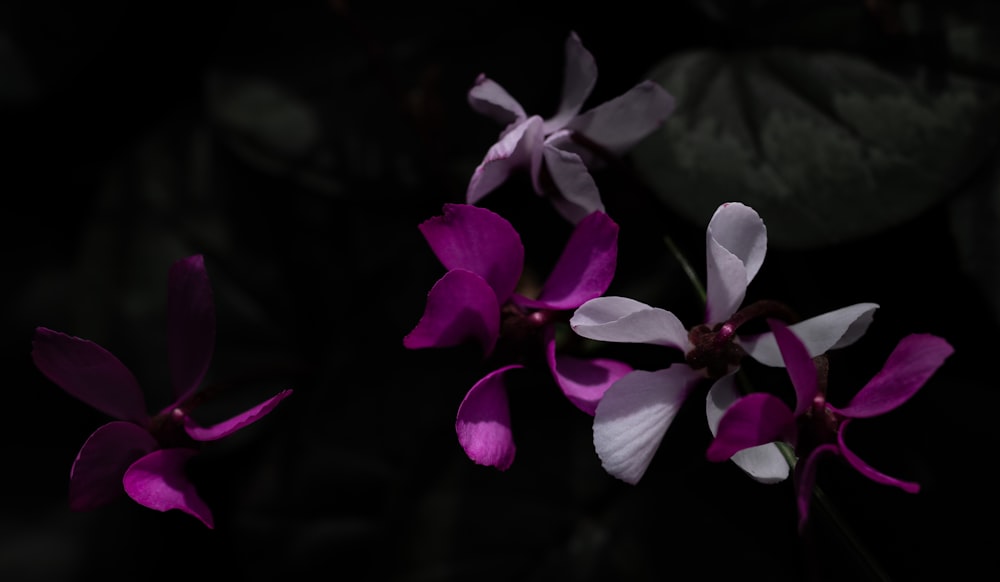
left=32, top=255, right=292, bottom=528
left=467, top=31, right=675, bottom=224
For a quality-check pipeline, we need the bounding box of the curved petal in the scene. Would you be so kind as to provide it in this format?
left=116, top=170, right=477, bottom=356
left=541, top=140, right=605, bottom=224
left=467, top=116, right=544, bottom=206
left=768, top=319, right=819, bottom=416
left=167, top=254, right=216, bottom=404
left=794, top=444, right=839, bottom=533
left=593, top=365, right=702, bottom=484
left=517, top=211, right=618, bottom=310
left=184, top=389, right=293, bottom=441
left=705, top=202, right=766, bottom=325
left=403, top=269, right=501, bottom=356
left=836, top=334, right=953, bottom=419
left=123, top=448, right=214, bottom=528
left=740, top=303, right=879, bottom=367
left=68, top=421, right=158, bottom=511
left=32, top=327, right=149, bottom=424
left=546, top=326, right=632, bottom=415
left=706, top=392, right=796, bottom=463
left=705, top=375, right=789, bottom=483
left=838, top=420, right=920, bottom=493
left=542, top=31, right=597, bottom=134
left=468, top=74, right=525, bottom=125
left=564, top=80, right=676, bottom=155
left=570, top=296, right=690, bottom=350
left=456, top=365, right=522, bottom=470
left=419, top=203, right=524, bottom=302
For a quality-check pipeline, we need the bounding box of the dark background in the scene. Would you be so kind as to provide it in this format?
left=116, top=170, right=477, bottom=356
left=2, top=1, right=997, bottom=580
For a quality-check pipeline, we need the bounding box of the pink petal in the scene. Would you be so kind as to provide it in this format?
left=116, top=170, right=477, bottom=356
left=468, top=74, right=526, bottom=125
left=541, top=31, right=597, bottom=134
left=705, top=376, right=789, bottom=483
left=794, top=444, right=839, bottom=533
left=564, top=80, right=676, bottom=155
left=123, top=448, right=214, bottom=528
left=455, top=365, right=523, bottom=470
left=466, top=116, right=544, bottom=206
left=706, top=391, right=796, bottom=462
left=167, top=254, right=216, bottom=404
left=184, top=389, right=293, bottom=441
left=837, top=419, right=921, bottom=493
left=768, top=319, right=819, bottom=416
left=403, top=269, right=501, bottom=356
left=32, top=327, right=149, bottom=424
left=516, top=211, right=618, bottom=310
left=418, top=203, right=524, bottom=302
left=836, top=333, right=953, bottom=418
left=570, top=296, right=691, bottom=351
left=740, top=303, right=879, bottom=367
left=539, top=140, right=605, bottom=224
left=546, top=325, right=631, bottom=415
left=593, top=365, right=703, bottom=484
left=68, top=421, right=158, bottom=511
left=704, top=202, right=767, bottom=325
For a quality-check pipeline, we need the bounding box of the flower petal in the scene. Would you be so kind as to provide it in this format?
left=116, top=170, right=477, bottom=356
left=541, top=31, right=597, bottom=134
left=456, top=365, right=522, bottom=470
left=593, top=365, right=702, bottom=484
left=768, top=319, right=819, bottom=416
left=794, top=444, right=839, bottom=533
left=123, top=448, right=214, bottom=528
left=706, top=392, right=796, bottom=463
left=516, top=211, right=618, bottom=310
left=184, top=389, right=293, bottom=441
left=419, top=203, right=524, bottom=302
left=705, top=375, right=789, bottom=483
left=32, top=327, right=149, bottom=424
left=468, top=73, right=526, bottom=125
left=546, top=325, right=632, bottom=415
left=570, top=296, right=690, bottom=350
left=167, top=254, right=216, bottom=404
left=838, top=420, right=920, bottom=493
left=705, top=202, right=766, bottom=325
left=539, top=140, right=605, bottom=224
left=740, top=303, right=880, bottom=367
left=467, top=116, right=544, bottom=206
left=836, top=333, right=953, bottom=418
left=68, top=421, right=158, bottom=511
left=564, top=80, right=676, bottom=156
left=403, top=269, right=501, bottom=356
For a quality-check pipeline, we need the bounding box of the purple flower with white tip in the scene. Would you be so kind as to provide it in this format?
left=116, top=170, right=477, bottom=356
left=404, top=203, right=630, bottom=469
left=570, top=202, right=879, bottom=485
left=707, top=319, right=953, bottom=531
left=467, top=31, right=675, bottom=224
left=32, top=255, right=292, bottom=528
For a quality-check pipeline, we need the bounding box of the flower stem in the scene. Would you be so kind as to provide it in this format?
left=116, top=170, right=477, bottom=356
left=663, top=233, right=705, bottom=303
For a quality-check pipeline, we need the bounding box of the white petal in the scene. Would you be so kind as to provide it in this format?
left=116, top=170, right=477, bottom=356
left=705, top=376, right=789, bottom=484
left=740, top=303, right=880, bottom=367
left=542, top=31, right=597, bottom=134
left=705, top=202, right=767, bottom=325
left=594, top=366, right=702, bottom=484
left=570, top=296, right=690, bottom=350
left=468, top=74, right=526, bottom=125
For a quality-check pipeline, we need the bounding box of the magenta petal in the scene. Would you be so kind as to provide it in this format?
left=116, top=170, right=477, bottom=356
left=768, top=319, right=819, bottom=416
left=518, top=211, right=618, bottom=310
left=837, top=420, right=920, bottom=493
left=184, top=389, right=293, bottom=441
left=794, top=444, right=839, bottom=533
left=546, top=325, right=631, bottom=415
left=123, top=448, right=214, bottom=528
left=540, top=141, right=605, bottom=224
left=565, top=80, right=676, bottom=155
left=403, top=269, right=501, bottom=355
left=68, top=421, right=158, bottom=511
left=706, top=393, right=796, bottom=462
left=836, top=334, right=953, bottom=419
left=32, top=327, right=149, bottom=424
left=467, top=116, right=545, bottom=206
left=419, top=204, right=524, bottom=302
left=456, top=365, right=522, bottom=470
left=468, top=74, right=526, bottom=125
left=167, top=255, right=216, bottom=404
left=541, top=31, right=597, bottom=134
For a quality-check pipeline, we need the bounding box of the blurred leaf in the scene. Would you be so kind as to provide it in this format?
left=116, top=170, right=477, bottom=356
left=632, top=48, right=1000, bottom=249
left=950, top=150, right=1000, bottom=325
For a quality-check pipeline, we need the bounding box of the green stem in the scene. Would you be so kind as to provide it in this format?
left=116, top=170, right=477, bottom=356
left=662, top=233, right=706, bottom=304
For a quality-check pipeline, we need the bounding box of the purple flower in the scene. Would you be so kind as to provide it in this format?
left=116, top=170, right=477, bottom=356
left=404, top=203, right=630, bottom=469
left=570, top=202, right=879, bottom=484
left=707, top=319, right=953, bottom=531
left=31, top=255, right=292, bottom=528
left=467, top=31, right=675, bottom=224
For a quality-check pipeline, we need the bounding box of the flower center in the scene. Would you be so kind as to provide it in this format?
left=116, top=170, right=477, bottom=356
left=685, top=323, right=746, bottom=379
